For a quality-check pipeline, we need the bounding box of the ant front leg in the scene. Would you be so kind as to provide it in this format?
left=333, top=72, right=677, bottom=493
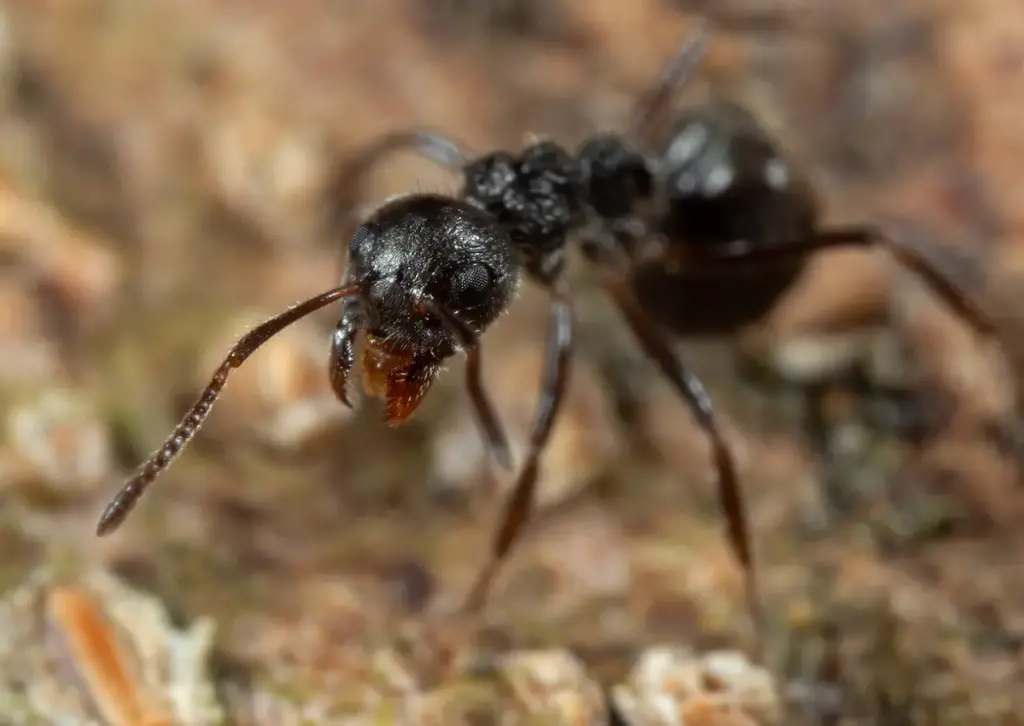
left=461, top=281, right=574, bottom=615
left=602, top=273, right=762, bottom=656
left=418, top=297, right=513, bottom=471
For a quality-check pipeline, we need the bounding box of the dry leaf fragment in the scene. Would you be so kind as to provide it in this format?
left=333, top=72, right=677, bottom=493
left=47, top=586, right=172, bottom=726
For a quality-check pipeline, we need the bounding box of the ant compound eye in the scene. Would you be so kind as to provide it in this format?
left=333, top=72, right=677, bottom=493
left=451, top=262, right=494, bottom=311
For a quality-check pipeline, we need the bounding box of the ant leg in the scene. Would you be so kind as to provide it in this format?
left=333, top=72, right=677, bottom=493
left=326, top=130, right=472, bottom=274
left=603, top=274, right=762, bottom=655
left=418, top=296, right=514, bottom=471
left=96, top=283, right=363, bottom=536
left=346, top=130, right=468, bottom=179
left=329, top=301, right=361, bottom=407
left=329, top=130, right=469, bottom=216
left=461, top=281, right=574, bottom=615
left=628, top=21, right=711, bottom=145
left=708, top=224, right=999, bottom=340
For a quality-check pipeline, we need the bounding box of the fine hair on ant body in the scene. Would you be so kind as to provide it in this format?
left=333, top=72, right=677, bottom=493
left=97, top=24, right=1007, bottom=659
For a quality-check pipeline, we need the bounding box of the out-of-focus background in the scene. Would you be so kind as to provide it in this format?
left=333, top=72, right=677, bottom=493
left=1, top=0, right=1023, bottom=723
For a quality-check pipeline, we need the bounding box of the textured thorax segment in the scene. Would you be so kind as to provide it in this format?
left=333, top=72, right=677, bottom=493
left=462, top=141, right=585, bottom=283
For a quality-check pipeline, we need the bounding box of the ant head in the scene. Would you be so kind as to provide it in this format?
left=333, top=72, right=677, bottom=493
left=353, top=194, right=521, bottom=348
left=345, top=194, right=520, bottom=421
left=577, top=133, right=654, bottom=221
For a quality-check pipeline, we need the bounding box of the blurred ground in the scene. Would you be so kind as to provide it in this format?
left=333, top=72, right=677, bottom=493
left=0, top=0, right=1023, bottom=723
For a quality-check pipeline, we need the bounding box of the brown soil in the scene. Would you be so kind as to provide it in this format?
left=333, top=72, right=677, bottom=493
left=0, top=0, right=1022, bottom=723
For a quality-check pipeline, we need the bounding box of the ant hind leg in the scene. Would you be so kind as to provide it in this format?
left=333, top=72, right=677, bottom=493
left=709, top=222, right=999, bottom=342
left=602, top=274, right=763, bottom=658
left=711, top=221, right=1024, bottom=476
left=628, top=21, right=711, bottom=146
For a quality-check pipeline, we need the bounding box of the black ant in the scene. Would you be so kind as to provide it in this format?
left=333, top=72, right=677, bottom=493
left=96, top=25, right=1005, bottom=658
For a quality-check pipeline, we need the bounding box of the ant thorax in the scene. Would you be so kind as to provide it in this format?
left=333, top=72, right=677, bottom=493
left=461, top=142, right=586, bottom=283
left=577, top=134, right=655, bottom=223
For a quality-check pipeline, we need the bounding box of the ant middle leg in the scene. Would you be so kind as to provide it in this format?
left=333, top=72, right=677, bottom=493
left=461, top=281, right=574, bottom=615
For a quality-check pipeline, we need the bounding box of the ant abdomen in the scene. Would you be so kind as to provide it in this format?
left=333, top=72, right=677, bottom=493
left=656, top=101, right=818, bottom=252
left=630, top=259, right=806, bottom=337
left=632, top=101, right=815, bottom=336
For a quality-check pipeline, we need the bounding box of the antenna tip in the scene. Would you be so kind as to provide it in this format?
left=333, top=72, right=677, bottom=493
left=95, top=504, right=123, bottom=537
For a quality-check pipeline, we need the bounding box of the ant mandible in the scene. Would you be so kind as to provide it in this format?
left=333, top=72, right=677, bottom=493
left=96, top=25, right=1003, bottom=658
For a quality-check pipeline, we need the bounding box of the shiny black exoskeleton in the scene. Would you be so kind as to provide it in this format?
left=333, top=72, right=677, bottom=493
left=630, top=101, right=815, bottom=336
left=658, top=102, right=817, bottom=249
left=460, top=141, right=587, bottom=281
left=346, top=195, right=519, bottom=359
left=312, top=29, right=772, bottom=654
left=333, top=195, right=520, bottom=419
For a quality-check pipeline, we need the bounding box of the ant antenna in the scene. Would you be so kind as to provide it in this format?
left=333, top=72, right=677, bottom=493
left=96, top=283, right=363, bottom=536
